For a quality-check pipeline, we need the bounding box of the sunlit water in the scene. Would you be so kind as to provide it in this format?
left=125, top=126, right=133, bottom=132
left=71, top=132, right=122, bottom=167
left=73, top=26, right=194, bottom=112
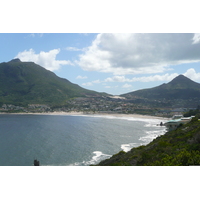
left=0, top=114, right=167, bottom=166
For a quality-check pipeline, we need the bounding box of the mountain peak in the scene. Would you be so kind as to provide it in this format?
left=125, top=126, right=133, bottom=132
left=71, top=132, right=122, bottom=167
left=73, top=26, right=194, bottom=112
left=169, top=74, right=198, bottom=87
left=9, top=58, right=21, bottom=62
left=122, top=73, right=200, bottom=107
left=171, top=74, right=189, bottom=81
left=0, top=59, right=103, bottom=106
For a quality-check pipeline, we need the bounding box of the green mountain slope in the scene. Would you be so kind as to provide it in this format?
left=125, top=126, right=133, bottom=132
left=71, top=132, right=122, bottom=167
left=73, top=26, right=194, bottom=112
left=97, top=115, right=200, bottom=166
left=121, top=75, right=200, bottom=108
left=0, top=59, right=105, bottom=106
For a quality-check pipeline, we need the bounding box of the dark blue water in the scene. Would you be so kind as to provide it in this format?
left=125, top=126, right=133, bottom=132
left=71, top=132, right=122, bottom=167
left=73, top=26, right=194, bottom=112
left=0, top=114, right=167, bottom=166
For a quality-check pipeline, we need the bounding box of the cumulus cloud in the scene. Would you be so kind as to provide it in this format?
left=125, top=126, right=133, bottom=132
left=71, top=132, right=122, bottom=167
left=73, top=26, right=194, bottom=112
left=66, top=47, right=86, bottom=51
left=128, top=73, right=179, bottom=82
left=82, top=79, right=101, bottom=86
left=184, top=68, right=200, bottom=81
left=122, top=84, right=132, bottom=88
left=82, top=73, right=180, bottom=89
left=104, top=76, right=128, bottom=82
left=192, top=33, right=200, bottom=44
left=77, top=33, right=200, bottom=75
left=81, top=69, right=200, bottom=89
left=82, top=82, right=93, bottom=86
left=15, top=48, right=73, bottom=71
left=76, top=75, right=88, bottom=79
left=104, top=73, right=179, bottom=83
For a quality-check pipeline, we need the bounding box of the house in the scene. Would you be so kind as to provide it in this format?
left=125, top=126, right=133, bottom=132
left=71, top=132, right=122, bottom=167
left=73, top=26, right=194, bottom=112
left=164, top=115, right=193, bottom=131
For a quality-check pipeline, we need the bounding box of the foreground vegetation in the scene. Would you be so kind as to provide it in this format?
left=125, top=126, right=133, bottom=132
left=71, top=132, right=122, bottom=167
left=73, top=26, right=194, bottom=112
left=97, top=112, right=200, bottom=166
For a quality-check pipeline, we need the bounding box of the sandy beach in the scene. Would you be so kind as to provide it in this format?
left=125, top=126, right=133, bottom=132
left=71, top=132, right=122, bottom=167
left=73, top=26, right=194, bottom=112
left=0, top=111, right=169, bottom=120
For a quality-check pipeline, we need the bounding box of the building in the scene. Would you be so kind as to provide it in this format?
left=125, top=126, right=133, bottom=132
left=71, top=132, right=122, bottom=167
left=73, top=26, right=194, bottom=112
left=164, top=115, right=193, bottom=131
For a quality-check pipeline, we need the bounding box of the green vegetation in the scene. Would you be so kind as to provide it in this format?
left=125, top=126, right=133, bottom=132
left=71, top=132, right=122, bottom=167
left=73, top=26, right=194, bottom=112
left=184, top=106, right=200, bottom=118
left=97, top=111, right=200, bottom=166
left=0, top=59, right=105, bottom=106
left=122, top=75, right=200, bottom=108
left=1, top=60, right=200, bottom=115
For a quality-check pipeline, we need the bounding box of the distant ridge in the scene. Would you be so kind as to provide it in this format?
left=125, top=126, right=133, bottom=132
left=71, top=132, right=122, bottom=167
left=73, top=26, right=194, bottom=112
left=166, top=74, right=200, bottom=90
left=0, top=59, right=107, bottom=106
left=1, top=58, right=200, bottom=109
left=121, top=74, right=200, bottom=108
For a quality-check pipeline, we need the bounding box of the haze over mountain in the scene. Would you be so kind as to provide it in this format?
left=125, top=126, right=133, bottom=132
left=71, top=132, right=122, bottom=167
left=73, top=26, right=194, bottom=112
left=121, top=74, right=200, bottom=108
left=0, top=59, right=106, bottom=106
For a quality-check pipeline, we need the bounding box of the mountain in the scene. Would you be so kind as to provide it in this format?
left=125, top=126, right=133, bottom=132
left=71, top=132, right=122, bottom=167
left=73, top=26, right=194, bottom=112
left=0, top=59, right=106, bottom=106
left=121, top=75, right=200, bottom=108
left=97, top=114, right=200, bottom=166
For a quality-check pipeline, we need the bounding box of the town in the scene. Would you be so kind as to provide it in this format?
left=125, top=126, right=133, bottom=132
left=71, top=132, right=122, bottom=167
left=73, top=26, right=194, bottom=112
left=0, top=95, right=196, bottom=117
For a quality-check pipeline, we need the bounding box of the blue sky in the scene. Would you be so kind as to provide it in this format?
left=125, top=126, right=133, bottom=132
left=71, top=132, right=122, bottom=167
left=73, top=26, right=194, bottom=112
left=1, top=33, right=200, bottom=95
left=1, top=0, right=200, bottom=194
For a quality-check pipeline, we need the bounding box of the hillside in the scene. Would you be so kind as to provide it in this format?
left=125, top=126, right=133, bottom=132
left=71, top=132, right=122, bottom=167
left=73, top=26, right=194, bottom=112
left=0, top=59, right=105, bottom=106
left=97, top=113, right=200, bottom=166
left=121, top=75, right=200, bottom=108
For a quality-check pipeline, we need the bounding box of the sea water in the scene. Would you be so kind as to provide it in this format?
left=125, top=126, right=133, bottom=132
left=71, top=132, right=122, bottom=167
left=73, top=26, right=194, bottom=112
left=0, top=114, right=167, bottom=166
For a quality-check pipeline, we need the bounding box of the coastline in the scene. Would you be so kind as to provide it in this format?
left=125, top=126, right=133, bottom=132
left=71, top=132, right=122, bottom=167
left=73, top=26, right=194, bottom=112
left=0, top=111, right=169, bottom=120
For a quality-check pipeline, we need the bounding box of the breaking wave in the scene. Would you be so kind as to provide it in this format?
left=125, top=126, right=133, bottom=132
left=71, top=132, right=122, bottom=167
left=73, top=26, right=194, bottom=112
left=139, top=129, right=166, bottom=144
left=71, top=151, right=111, bottom=166
left=121, top=143, right=143, bottom=152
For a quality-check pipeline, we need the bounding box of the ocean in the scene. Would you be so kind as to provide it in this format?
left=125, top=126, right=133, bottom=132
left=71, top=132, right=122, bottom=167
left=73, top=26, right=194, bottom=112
left=0, top=114, right=167, bottom=166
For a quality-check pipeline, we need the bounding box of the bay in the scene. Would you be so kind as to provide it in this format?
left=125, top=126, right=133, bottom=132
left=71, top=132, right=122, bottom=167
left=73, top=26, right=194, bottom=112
left=0, top=114, right=167, bottom=166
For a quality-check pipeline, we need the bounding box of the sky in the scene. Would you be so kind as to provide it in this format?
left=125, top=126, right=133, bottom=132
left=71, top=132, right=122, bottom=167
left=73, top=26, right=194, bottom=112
left=1, top=33, right=200, bottom=95
left=1, top=1, right=200, bottom=96
left=1, top=0, right=200, bottom=197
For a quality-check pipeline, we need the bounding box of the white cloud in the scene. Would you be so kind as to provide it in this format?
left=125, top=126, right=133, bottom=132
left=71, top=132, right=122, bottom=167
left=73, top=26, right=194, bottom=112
left=92, top=79, right=101, bottom=84
left=184, top=68, right=200, bottom=81
left=105, top=76, right=128, bottom=82
left=82, top=82, right=93, bottom=86
left=104, top=73, right=179, bottom=83
left=129, top=73, right=179, bottom=82
left=28, top=33, right=43, bottom=38
left=192, top=33, right=200, bottom=44
left=76, top=75, right=88, bottom=79
left=77, top=33, right=200, bottom=75
left=122, top=84, right=132, bottom=88
left=82, top=79, right=101, bottom=86
left=66, top=47, right=86, bottom=51
left=15, top=48, right=73, bottom=71
left=81, top=69, right=200, bottom=90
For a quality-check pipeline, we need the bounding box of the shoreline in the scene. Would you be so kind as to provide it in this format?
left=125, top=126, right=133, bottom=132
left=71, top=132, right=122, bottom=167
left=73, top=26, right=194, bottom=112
left=0, top=111, right=169, bottom=120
